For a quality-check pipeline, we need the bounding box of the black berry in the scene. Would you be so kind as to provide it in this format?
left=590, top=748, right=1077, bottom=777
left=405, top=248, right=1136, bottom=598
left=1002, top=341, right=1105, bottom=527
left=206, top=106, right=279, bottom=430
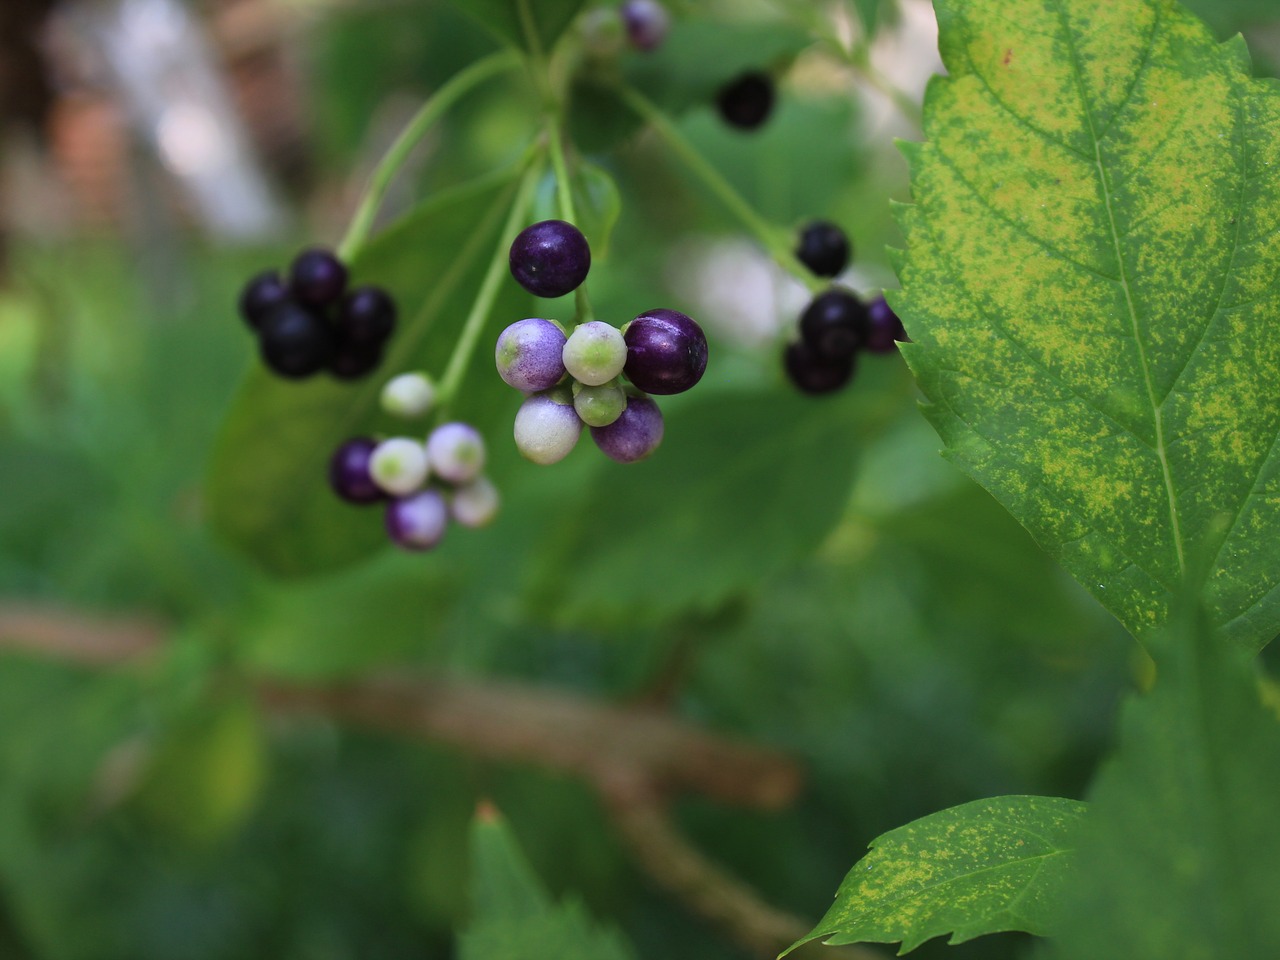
left=258, top=302, right=334, bottom=379
left=338, top=286, right=396, bottom=345
left=716, top=71, right=775, bottom=130
left=865, top=296, right=908, bottom=353
left=622, top=308, right=708, bottom=395
left=238, top=270, right=289, bottom=329
left=328, top=338, right=384, bottom=380
left=784, top=340, right=854, bottom=395
left=798, top=289, right=868, bottom=361
left=509, top=220, right=591, bottom=298
left=329, top=437, right=385, bottom=504
left=795, top=221, right=851, bottom=278
left=290, top=248, right=348, bottom=307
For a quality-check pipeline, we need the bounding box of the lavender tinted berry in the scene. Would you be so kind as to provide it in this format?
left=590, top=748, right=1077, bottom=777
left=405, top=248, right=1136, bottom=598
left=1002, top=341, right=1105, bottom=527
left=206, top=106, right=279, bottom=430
left=795, top=221, right=851, bottom=278
left=381, top=372, right=436, bottom=419
left=450, top=476, right=500, bottom=528
left=514, top=391, right=583, bottom=465
left=425, top=422, right=486, bottom=485
left=590, top=393, right=664, bottom=463
left=496, top=318, right=568, bottom=392
left=563, top=321, right=627, bottom=386
left=290, top=248, right=348, bottom=307
left=369, top=437, right=430, bottom=496
left=622, top=308, right=708, bottom=395
left=716, top=71, right=774, bottom=130
left=621, top=0, right=670, bottom=51
left=338, top=286, right=396, bottom=345
left=798, top=289, right=868, bottom=360
left=573, top=379, right=626, bottom=428
left=784, top=340, right=854, bottom=395
left=258, top=302, right=334, bottom=378
left=386, top=490, right=449, bottom=551
left=865, top=296, right=908, bottom=353
left=509, top=220, right=591, bottom=298
left=328, top=437, right=384, bottom=504
left=238, top=270, right=289, bottom=329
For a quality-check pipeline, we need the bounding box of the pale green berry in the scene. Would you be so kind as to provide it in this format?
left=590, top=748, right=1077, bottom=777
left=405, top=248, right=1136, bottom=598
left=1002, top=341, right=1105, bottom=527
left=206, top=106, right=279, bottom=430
left=562, top=321, right=627, bottom=386
left=450, top=475, right=500, bottom=528
left=425, top=422, right=486, bottom=485
left=572, top=378, right=626, bottom=428
left=514, top=391, right=582, bottom=465
left=380, top=372, right=436, bottom=419
left=369, top=437, right=430, bottom=496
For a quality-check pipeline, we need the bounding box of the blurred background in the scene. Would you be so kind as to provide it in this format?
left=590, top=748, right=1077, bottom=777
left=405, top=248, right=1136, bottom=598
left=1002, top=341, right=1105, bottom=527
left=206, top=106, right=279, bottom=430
left=2, top=1, right=1278, bottom=958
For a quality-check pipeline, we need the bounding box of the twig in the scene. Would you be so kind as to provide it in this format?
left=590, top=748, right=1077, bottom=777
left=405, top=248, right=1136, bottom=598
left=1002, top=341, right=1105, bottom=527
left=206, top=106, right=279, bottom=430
left=0, top=604, right=163, bottom=664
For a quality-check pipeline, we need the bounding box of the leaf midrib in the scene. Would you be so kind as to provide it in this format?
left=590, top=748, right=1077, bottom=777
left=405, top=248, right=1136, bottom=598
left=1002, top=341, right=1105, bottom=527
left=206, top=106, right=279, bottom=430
left=1047, top=0, right=1187, bottom=580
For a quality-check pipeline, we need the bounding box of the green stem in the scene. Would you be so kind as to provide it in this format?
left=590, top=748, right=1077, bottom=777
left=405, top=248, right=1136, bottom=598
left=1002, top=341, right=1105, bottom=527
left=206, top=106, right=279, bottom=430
left=436, top=155, right=546, bottom=412
left=545, top=116, right=595, bottom=323
left=616, top=84, right=824, bottom=293
left=336, top=49, right=523, bottom=263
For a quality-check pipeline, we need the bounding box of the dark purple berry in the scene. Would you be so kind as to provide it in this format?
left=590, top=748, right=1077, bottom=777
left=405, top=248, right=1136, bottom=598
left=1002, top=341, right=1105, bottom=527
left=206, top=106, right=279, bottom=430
left=795, top=221, right=851, bottom=278
left=329, top=437, right=385, bottom=504
left=865, top=296, right=908, bottom=353
left=290, top=248, right=348, bottom=307
left=258, top=302, right=334, bottom=379
left=590, top=393, right=664, bottom=463
left=328, top=338, right=384, bottom=380
left=338, top=286, right=396, bottom=345
left=622, top=308, right=708, bottom=395
left=238, top=270, right=289, bottom=329
left=798, top=289, right=868, bottom=361
left=622, top=0, right=670, bottom=51
left=509, top=220, right=592, bottom=298
left=385, top=490, right=449, bottom=551
left=716, top=71, right=775, bottom=130
left=784, top=340, right=854, bottom=395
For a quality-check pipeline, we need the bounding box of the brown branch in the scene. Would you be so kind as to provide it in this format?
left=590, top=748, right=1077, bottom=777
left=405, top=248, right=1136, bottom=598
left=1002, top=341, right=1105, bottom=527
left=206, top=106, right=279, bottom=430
left=0, top=604, right=163, bottom=664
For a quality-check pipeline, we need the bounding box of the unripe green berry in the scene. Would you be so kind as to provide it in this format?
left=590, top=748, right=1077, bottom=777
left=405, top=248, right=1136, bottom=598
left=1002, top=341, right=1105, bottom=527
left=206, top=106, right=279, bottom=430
left=450, top=475, right=500, bottom=528
left=562, top=321, right=627, bottom=386
left=369, top=437, right=430, bottom=496
left=380, top=372, right=436, bottom=419
left=514, top=390, right=582, bottom=465
left=572, top=378, right=626, bottom=428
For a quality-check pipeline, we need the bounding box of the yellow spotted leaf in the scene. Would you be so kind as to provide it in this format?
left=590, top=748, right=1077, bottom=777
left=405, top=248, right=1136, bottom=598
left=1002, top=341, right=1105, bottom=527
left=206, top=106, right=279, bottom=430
left=896, top=0, right=1280, bottom=649
left=785, top=796, right=1087, bottom=954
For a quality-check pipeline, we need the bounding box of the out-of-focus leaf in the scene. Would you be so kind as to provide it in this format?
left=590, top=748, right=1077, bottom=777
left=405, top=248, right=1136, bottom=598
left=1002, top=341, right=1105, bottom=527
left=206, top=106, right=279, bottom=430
left=1053, top=608, right=1280, bottom=958
left=529, top=161, right=623, bottom=260
left=207, top=171, right=524, bottom=578
left=786, top=796, right=1087, bottom=955
left=898, top=0, right=1280, bottom=648
left=444, top=0, right=588, bottom=53
left=1182, top=0, right=1280, bottom=37
left=458, top=806, right=636, bottom=960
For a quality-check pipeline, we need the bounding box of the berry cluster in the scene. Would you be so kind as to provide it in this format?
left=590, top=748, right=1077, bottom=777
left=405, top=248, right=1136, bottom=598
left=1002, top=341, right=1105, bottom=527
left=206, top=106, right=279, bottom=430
left=498, top=220, right=707, bottom=465
left=783, top=221, right=906, bottom=395
left=328, top=375, right=498, bottom=552
left=238, top=248, right=396, bottom=381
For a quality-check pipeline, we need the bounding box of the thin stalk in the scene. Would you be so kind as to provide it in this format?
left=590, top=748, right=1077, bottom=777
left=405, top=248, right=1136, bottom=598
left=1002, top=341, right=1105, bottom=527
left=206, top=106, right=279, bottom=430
left=436, top=156, right=546, bottom=411
left=546, top=116, right=596, bottom=323
left=616, top=84, right=824, bottom=293
left=337, top=49, right=523, bottom=262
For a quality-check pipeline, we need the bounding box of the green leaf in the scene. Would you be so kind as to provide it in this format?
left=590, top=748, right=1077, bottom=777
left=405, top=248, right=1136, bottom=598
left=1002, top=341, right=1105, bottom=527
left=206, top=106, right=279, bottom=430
left=1182, top=0, right=1280, bottom=38
left=898, top=0, right=1280, bottom=649
left=1052, top=608, right=1280, bottom=958
left=530, top=161, right=622, bottom=259
left=787, top=796, right=1087, bottom=955
left=458, top=806, right=636, bottom=960
left=207, top=171, right=523, bottom=578
left=443, top=0, right=587, bottom=53
left=526, top=374, right=906, bottom=629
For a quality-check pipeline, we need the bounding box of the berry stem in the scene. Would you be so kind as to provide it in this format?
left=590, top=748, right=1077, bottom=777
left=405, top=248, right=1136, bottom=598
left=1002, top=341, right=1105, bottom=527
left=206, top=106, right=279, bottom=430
left=436, top=155, right=547, bottom=413
left=545, top=116, right=596, bottom=324
left=336, top=49, right=523, bottom=263
left=616, top=84, right=824, bottom=293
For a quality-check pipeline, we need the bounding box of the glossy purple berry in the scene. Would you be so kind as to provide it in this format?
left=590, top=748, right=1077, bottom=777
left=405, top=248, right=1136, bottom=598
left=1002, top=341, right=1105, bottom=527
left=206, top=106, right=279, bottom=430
left=290, top=248, right=348, bottom=307
left=238, top=270, right=289, bottom=329
left=622, top=0, right=670, bottom=51
left=590, top=393, right=664, bottom=463
left=496, top=318, right=568, bottom=392
left=328, top=338, right=384, bottom=380
left=865, top=296, right=908, bottom=353
left=385, top=489, right=449, bottom=551
left=338, top=286, right=396, bottom=345
left=798, top=289, right=868, bottom=361
left=258, top=302, right=334, bottom=379
left=328, top=437, right=384, bottom=504
left=716, top=71, right=774, bottom=130
left=509, top=220, right=591, bottom=298
left=795, top=221, right=851, bottom=278
left=784, top=340, right=854, bottom=395
left=623, top=308, right=708, bottom=395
